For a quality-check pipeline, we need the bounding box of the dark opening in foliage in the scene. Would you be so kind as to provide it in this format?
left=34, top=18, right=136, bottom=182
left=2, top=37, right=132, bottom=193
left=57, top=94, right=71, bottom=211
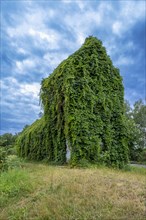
left=17, top=36, right=129, bottom=168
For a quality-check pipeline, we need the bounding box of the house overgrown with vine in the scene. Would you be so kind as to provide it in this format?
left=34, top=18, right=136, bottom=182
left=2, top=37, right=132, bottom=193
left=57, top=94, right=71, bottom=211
left=17, top=36, right=129, bottom=168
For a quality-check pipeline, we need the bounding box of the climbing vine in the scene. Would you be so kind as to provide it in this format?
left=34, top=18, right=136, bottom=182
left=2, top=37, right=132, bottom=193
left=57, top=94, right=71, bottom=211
left=17, top=36, right=129, bottom=168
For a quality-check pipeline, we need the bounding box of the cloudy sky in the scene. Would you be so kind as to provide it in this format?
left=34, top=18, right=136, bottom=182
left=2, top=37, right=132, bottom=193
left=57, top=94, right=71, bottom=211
left=1, top=0, right=145, bottom=134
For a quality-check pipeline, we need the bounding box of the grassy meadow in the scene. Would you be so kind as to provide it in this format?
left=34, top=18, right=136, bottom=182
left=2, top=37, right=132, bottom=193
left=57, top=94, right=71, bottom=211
left=0, top=159, right=146, bottom=220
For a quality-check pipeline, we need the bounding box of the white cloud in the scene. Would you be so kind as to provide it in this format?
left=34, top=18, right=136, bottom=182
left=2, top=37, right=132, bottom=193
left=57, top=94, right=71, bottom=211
left=28, top=28, right=60, bottom=50
left=15, top=61, right=23, bottom=72
left=63, top=7, right=102, bottom=49
left=4, top=0, right=145, bottom=55
left=112, top=21, right=122, bottom=36
left=15, top=58, right=38, bottom=74
left=7, top=25, right=61, bottom=51
left=20, top=83, right=40, bottom=99
left=120, top=1, right=145, bottom=20
left=75, top=0, right=86, bottom=10
left=125, top=88, right=144, bottom=107
left=66, top=0, right=146, bottom=41
left=1, top=77, right=40, bottom=103
left=126, top=41, right=135, bottom=49
left=61, top=0, right=72, bottom=4
left=5, top=4, right=62, bottom=53
left=64, top=9, right=101, bottom=32
left=17, top=48, right=27, bottom=55
left=1, top=76, right=41, bottom=132
left=43, top=52, right=69, bottom=69
left=112, top=1, right=145, bottom=36
left=77, top=33, right=86, bottom=45
left=115, top=56, right=134, bottom=66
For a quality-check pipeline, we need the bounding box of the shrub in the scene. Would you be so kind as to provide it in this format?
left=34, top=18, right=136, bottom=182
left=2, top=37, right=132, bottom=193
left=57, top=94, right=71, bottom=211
left=0, top=148, right=22, bottom=173
left=0, top=148, right=8, bottom=172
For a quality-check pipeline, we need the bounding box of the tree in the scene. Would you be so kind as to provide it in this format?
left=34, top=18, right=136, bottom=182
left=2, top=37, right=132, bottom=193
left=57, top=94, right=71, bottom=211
left=132, top=100, right=146, bottom=161
left=124, top=101, right=139, bottom=160
left=133, top=100, right=146, bottom=140
left=0, top=133, right=14, bottom=147
left=0, top=133, right=18, bottom=159
left=124, top=99, right=146, bottom=161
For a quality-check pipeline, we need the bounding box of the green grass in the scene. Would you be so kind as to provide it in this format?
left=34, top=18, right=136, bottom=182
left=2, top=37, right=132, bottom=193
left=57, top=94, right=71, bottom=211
left=0, top=159, right=146, bottom=220
left=0, top=168, right=33, bottom=208
left=129, top=166, right=146, bottom=175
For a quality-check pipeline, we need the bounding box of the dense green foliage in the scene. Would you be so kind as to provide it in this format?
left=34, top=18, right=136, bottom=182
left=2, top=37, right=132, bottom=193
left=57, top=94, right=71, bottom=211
left=124, top=100, right=146, bottom=162
left=0, top=166, right=33, bottom=208
left=16, top=118, right=51, bottom=161
left=0, top=148, right=8, bottom=172
left=0, top=133, right=17, bottom=148
left=0, top=133, right=18, bottom=171
left=17, top=36, right=129, bottom=168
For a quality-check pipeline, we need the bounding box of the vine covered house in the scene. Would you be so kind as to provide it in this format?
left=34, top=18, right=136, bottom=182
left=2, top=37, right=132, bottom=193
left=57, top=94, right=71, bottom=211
left=17, top=36, right=129, bottom=168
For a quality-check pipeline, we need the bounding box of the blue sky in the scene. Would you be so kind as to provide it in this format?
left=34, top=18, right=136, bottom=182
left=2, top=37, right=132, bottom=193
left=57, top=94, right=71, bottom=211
left=1, top=0, right=145, bottom=134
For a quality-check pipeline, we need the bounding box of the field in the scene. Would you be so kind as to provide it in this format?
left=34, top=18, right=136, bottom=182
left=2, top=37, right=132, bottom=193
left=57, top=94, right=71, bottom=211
left=0, top=160, right=146, bottom=220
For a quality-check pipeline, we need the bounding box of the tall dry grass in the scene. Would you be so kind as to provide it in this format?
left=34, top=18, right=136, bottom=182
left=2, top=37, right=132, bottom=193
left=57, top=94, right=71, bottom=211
left=1, top=163, right=146, bottom=220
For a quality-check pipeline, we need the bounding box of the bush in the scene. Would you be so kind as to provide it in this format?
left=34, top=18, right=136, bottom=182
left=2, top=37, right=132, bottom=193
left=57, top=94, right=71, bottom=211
left=5, top=155, right=22, bottom=169
left=138, top=149, right=146, bottom=163
left=7, top=146, right=17, bottom=156
left=77, top=158, right=90, bottom=168
left=0, top=148, right=8, bottom=172
left=0, top=148, right=22, bottom=172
